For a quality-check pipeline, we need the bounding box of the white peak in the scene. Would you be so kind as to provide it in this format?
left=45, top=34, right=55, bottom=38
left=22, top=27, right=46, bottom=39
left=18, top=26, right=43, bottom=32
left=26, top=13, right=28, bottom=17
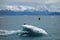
left=3, top=5, right=38, bottom=11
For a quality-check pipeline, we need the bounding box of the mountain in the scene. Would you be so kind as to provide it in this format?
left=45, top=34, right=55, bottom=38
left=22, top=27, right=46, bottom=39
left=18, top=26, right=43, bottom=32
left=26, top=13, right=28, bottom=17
left=0, top=5, right=60, bottom=15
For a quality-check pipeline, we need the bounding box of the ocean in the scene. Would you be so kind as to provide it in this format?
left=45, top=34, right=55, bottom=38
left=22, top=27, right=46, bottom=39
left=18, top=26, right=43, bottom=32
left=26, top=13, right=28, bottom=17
left=0, top=15, right=60, bottom=40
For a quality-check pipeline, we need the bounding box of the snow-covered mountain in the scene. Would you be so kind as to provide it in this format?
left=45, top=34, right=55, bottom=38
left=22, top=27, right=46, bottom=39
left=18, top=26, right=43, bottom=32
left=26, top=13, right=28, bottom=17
left=0, top=5, right=40, bottom=11
left=0, top=5, right=60, bottom=15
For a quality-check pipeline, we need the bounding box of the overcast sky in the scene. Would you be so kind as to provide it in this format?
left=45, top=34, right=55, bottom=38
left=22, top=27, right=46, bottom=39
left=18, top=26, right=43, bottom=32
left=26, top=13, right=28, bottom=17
left=0, top=0, right=60, bottom=12
left=0, top=0, right=60, bottom=5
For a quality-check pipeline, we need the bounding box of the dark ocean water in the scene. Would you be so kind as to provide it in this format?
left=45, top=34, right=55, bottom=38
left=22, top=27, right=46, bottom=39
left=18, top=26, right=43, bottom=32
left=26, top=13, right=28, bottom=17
left=0, top=16, right=60, bottom=40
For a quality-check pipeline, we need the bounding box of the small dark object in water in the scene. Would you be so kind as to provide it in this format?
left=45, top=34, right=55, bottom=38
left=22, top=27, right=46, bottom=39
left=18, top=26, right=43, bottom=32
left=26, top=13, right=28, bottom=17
left=38, top=18, right=40, bottom=20
left=24, top=23, right=26, bottom=25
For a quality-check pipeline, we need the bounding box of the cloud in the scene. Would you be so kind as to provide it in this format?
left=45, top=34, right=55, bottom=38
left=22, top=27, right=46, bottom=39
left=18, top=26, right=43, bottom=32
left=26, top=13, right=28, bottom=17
left=46, top=3, right=60, bottom=12
left=0, top=5, right=39, bottom=12
left=46, top=0, right=60, bottom=4
left=1, top=0, right=47, bottom=4
left=0, top=5, right=60, bottom=12
left=0, top=0, right=60, bottom=12
left=1, top=0, right=60, bottom=5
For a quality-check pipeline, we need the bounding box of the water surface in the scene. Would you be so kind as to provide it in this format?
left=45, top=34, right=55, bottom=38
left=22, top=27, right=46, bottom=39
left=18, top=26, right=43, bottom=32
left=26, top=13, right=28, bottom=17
left=0, top=16, right=60, bottom=40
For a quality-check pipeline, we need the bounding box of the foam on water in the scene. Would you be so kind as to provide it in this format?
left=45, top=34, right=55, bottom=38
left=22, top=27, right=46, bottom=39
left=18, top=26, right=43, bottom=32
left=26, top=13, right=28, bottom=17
left=22, top=25, right=48, bottom=35
left=0, top=25, right=48, bottom=37
left=0, top=30, right=22, bottom=36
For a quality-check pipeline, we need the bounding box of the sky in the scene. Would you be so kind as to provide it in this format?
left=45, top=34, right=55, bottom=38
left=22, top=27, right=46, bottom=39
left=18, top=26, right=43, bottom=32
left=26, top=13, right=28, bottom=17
left=0, top=0, right=60, bottom=12
left=0, top=0, right=60, bottom=4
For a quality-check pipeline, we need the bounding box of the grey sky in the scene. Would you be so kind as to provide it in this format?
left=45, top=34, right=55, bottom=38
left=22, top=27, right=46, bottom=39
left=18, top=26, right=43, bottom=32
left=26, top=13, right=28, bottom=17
left=0, top=0, right=60, bottom=12
left=0, top=0, right=60, bottom=5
